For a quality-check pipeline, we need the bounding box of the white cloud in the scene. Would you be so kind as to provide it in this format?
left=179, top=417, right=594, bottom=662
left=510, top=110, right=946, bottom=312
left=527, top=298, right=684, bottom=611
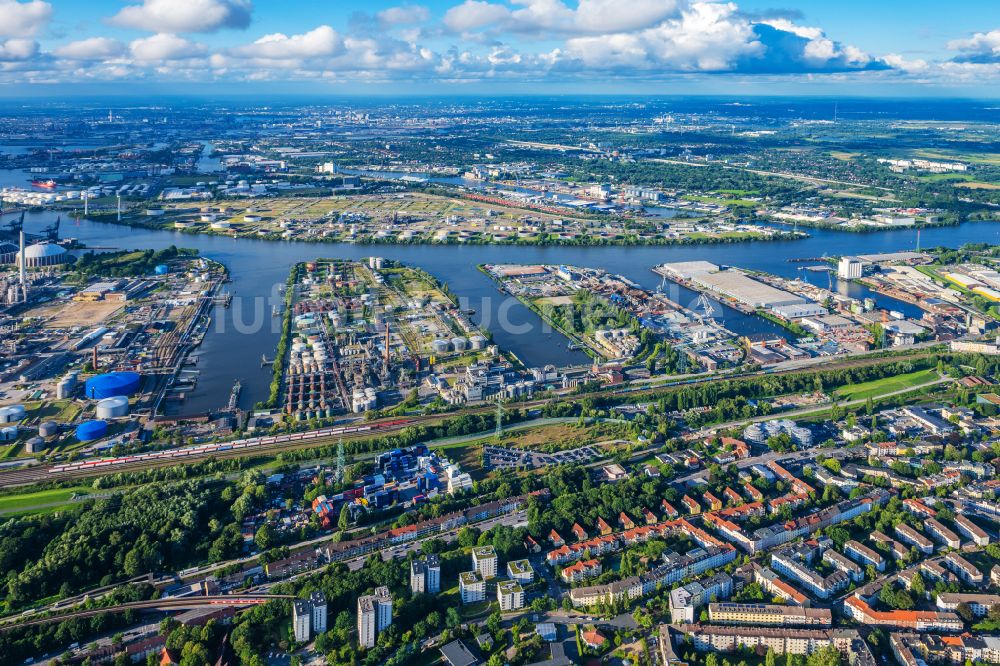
left=110, top=0, right=252, bottom=34
left=563, top=2, right=759, bottom=71
left=558, top=2, right=881, bottom=74
left=378, top=5, right=431, bottom=27
left=948, top=29, right=1000, bottom=63
left=443, top=1, right=511, bottom=33
left=0, top=0, right=51, bottom=38
left=129, top=33, right=206, bottom=61
left=444, top=0, right=685, bottom=37
left=0, top=38, right=37, bottom=61
left=231, top=25, right=342, bottom=60
left=573, top=0, right=684, bottom=33
left=882, top=53, right=929, bottom=74
left=54, top=37, right=126, bottom=60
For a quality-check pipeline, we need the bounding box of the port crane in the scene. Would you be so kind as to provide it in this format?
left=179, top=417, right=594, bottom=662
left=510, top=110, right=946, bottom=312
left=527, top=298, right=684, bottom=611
left=3, top=211, right=24, bottom=235
left=42, top=216, right=60, bottom=242
left=693, top=293, right=719, bottom=321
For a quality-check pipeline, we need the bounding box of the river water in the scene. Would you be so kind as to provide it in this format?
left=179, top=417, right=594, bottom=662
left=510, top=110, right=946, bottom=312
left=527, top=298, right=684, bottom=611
left=10, top=210, right=1000, bottom=415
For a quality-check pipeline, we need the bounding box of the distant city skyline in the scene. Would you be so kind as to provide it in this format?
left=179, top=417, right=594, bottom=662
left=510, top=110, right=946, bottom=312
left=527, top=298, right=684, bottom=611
left=0, top=0, right=998, bottom=95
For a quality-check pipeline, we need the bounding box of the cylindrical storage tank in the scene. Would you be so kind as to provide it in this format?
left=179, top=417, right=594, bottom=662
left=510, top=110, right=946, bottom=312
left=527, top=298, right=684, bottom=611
left=0, top=405, right=26, bottom=423
left=38, top=421, right=59, bottom=438
left=469, top=335, right=487, bottom=350
left=145, top=208, right=165, bottom=216
left=451, top=337, right=468, bottom=352
left=75, top=420, right=108, bottom=442
left=85, top=372, right=141, bottom=400
left=0, top=427, right=16, bottom=441
left=432, top=339, right=450, bottom=354
left=96, top=396, right=129, bottom=419
left=56, top=379, right=74, bottom=399
left=244, top=215, right=261, bottom=223
left=24, top=437, right=45, bottom=454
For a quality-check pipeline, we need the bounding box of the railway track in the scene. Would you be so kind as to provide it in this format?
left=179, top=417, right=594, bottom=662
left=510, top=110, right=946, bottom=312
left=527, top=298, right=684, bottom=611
left=0, top=348, right=939, bottom=488
left=0, top=595, right=294, bottom=632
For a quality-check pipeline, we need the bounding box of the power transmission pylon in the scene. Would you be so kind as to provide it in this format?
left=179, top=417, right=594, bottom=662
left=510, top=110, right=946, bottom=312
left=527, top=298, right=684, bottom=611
left=334, top=438, right=345, bottom=484
left=494, top=399, right=504, bottom=439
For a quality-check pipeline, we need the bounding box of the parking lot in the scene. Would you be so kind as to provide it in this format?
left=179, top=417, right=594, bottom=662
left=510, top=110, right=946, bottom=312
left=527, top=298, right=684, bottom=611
left=482, top=444, right=603, bottom=470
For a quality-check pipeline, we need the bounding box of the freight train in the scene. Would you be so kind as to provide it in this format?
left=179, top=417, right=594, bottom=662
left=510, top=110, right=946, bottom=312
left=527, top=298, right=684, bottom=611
left=49, top=418, right=415, bottom=473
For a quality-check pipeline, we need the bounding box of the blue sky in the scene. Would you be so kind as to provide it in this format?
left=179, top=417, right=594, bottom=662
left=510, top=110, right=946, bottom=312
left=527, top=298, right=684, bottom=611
left=2, top=0, right=999, bottom=95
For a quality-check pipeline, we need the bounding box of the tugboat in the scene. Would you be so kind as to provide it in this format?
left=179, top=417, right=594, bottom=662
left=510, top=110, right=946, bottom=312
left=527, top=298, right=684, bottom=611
left=31, top=179, right=57, bottom=189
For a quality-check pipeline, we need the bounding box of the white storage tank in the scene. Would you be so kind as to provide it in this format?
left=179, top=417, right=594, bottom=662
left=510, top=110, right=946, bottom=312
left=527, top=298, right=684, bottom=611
left=210, top=221, right=231, bottom=230
left=451, top=337, right=468, bottom=352
left=469, top=335, right=487, bottom=350
left=0, top=427, right=17, bottom=441
left=432, top=339, right=450, bottom=354
left=56, top=377, right=75, bottom=399
left=38, top=421, right=59, bottom=438
left=0, top=405, right=25, bottom=423
left=24, top=437, right=45, bottom=454
left=95, top=396, right=130, bottom=419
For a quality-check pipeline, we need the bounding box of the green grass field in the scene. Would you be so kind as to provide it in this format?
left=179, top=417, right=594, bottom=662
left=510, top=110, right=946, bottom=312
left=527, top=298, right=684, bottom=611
left=0, top=486, right=93, bottom=514
left=834, top=369, right=939, bottom=401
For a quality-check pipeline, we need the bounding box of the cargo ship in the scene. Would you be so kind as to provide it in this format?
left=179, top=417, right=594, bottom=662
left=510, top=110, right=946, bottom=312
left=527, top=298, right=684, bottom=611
left=31, top=179, right=57, bottom=189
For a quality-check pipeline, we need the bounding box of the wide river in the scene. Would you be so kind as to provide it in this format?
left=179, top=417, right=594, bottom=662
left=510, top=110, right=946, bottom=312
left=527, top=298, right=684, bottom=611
left=11, top=211, right=1000, bottom=415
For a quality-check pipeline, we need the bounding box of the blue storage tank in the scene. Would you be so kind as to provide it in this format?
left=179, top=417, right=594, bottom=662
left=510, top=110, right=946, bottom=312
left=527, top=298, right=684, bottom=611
left=76, top=420, right=108, bottom=441
left=85, top=372, right=141, bottom=400
left=154, top=264, right=169, bottom=275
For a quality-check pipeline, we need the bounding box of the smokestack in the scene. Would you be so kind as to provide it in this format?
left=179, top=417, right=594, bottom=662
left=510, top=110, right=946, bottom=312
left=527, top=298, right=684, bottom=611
left=384, top=322, right=390, bottom=366
left=92, top=346, right=98, bottom=371
left=18, top=230, right=25, bottom=287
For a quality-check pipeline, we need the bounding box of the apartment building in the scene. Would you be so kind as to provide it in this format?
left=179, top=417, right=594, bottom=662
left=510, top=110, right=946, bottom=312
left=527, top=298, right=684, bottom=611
left=954, top=514, right=990, bottom=546
left=561, top=558, right=602, bottom=584
left=844, top=540, right=885, bottom=572
left=937, top=592, right=1000, bottom=617
left=668, top=573, right=733, bottom=624
left=357, top=587, right=393, bottom=649
left=944, top=552, right=983, bottom=584
left=708, top=602, right=833, bottom=627
left=924, top=518, right=961, bottom=550
left=497, top=580, right=525, bottom=611
left=472, top=546, right=498, bottom=579
left=507, top=559, right=534, bottom=583
left=895, top=524, right=935, bottom=554
left=844, top=593, right=962, bottom=631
